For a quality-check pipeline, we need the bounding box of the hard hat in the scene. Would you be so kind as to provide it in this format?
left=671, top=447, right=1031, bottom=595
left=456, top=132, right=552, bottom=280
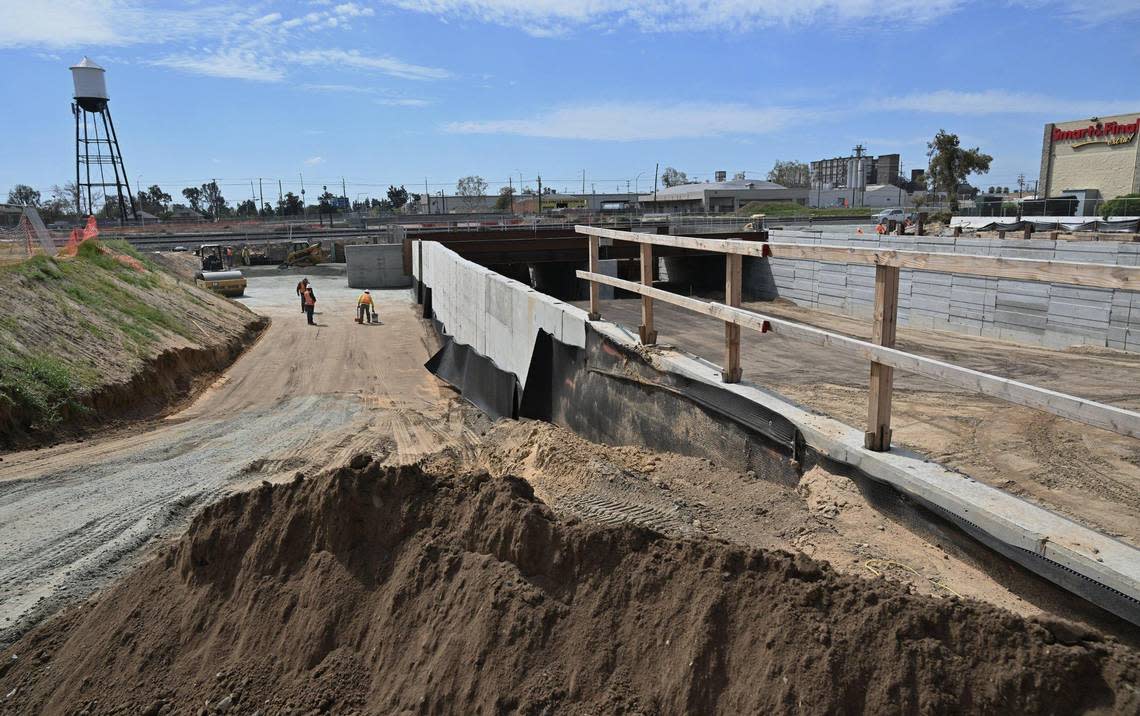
left=364, top=290, right=370, bottom=293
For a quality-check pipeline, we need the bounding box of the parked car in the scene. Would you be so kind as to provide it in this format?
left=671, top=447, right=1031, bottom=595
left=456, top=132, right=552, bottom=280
left=172, top=245, right=188, bottom=252
left=872, top=208, right=906, bottom=224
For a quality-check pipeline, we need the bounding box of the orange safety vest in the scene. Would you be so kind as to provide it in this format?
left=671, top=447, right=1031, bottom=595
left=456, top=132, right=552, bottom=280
left=303, top=289, right=316, bottom=306
left=358, top=293, right=373, bottom=306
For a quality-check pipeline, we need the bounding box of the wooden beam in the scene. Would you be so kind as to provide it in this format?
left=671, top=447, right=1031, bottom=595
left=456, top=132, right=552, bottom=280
left=587, top=235, right=600, bottom=320
left=575, top=225, right=1140, bottom=290
left=723, top=253, right=743, bottom=382
left=639, top=243, right=657, bottom=345
left=575, top=269, right=1140, bottom=440
left=866, top=265, right=900, bottom=451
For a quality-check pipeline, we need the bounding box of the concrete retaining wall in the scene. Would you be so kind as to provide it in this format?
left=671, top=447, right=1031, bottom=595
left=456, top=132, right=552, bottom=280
left=750, top=230, right=1140, bottom=351
left=414, top=239, right=1140, bottom=624
left=414, top=241, right=587, bottom=388
left=346, top=244, right=412, bottom=289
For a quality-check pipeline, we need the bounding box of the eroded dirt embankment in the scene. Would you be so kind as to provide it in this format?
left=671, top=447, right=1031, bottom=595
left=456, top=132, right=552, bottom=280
left=0, top=242, right=266, bottom=450
left=2, top=456, right=1136, bottom=715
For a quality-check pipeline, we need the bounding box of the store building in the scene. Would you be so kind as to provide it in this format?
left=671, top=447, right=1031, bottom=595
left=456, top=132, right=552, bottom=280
left=1039, top=112, right=1140, bottom=212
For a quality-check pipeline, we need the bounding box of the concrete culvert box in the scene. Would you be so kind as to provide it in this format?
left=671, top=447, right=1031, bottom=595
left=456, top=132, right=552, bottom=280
left=346, top=244, right=411, bottom=288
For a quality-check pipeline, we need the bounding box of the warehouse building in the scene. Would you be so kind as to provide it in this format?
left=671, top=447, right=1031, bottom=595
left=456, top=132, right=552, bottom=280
left=1039, top=112, right=1140, bottom=213
left=637, top=178, right=807, bottom=213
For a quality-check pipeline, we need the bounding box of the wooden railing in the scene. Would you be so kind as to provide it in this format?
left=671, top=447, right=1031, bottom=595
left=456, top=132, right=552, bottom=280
left=574, top=225, right=1140, bottom=450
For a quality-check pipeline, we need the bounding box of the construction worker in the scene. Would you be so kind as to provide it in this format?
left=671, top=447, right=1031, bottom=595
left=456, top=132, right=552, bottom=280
left=303, top=285, right=317, bottom=325
left=225, top=246, right=234, bottom=268
left=356, top=290, right=374, bottom=324
left=296, top=278, right=309, bottom=313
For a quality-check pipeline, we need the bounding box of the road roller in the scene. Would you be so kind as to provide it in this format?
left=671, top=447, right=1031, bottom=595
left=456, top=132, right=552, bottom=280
left=194, top=269, right=247, bottom=297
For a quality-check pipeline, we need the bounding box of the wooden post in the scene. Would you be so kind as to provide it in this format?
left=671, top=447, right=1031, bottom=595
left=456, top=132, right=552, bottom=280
left=865, top=264, right=900, bottom=451
left=896, top=220, right=905, bottom=236
left=1022, top=224, right=1033, bottom=241
left=723, top=253, right=743, bottom=383
left=638, top=243, right=657, bottom=344
left=587, top=235, right=601, bottom=320
left=952, top=225, right=962, bottom=237
left=916, top=212, right=927, bottom=236
left=998, top=230, right=1006, bottom=240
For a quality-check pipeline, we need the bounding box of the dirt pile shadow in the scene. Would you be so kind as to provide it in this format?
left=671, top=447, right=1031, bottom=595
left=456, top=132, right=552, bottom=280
left=2, top=457, right=1137, bottom=714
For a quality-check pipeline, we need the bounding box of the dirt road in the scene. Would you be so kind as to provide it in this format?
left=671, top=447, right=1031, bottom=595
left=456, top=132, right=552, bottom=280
left=0, top=275, right=475, bottom=648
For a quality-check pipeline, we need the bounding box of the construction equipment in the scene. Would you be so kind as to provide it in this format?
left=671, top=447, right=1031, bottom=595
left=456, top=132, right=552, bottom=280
left=195, top=269, right=246, bottom=297
left=279, top=241, right=324, bottom=269
left=197, top=244, right=226, bottom=271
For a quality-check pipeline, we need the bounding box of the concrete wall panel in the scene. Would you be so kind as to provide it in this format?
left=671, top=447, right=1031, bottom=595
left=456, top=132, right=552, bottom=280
left=747, top=231, right=1139, bottom=352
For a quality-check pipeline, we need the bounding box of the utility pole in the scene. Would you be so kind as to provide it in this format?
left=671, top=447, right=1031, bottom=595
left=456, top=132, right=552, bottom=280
left=509, top=176, right=514, bottom=214
left=537, top=174, right=542, bottom=215
left=1017, top=173, right=1026, bottom=197
left=277, top=179, right=283, bottom=216
left=341, top=176, right=348, bottom=207
left=258, top=178, right=264, bottom=216
left=852, top=144, right=866, bottom=208
left=299, top=172, right=306, bottom=217
left=653, top=162, right=659, bottom=207
left=582, top=169, right=586, bottom=195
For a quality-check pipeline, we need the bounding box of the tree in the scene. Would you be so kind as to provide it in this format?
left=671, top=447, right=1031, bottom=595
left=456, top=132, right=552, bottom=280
left=987, top=186, right=995, bottom=194
left=766, top=160, right=810, bottom=188
left=278, top=192, right=303, bottom=216
left=494, top=186, right=515, bottom=212
left=386, top=184, right=409, bottom=210
left=660, top=167, right=689, bottom=188
left=926, top=130, right=992, bottom=211
left=236, top=199, right=257, bottom=217
left=181, top=186, right=203, bottom=213
left=7, top=184, right=41, bottom=207
left=200, top=181, right=227, bottom=218
left=259, top=202, right=275, bottom=217
left=138, top=184, right=172, bottom=215
left=456, top=175, right=488, bottom=210
left=1101, top=193, right=1140, bottom=218
left=318, top=189, right=337, bottom=212
left=41, top=184, right=77, bottom=221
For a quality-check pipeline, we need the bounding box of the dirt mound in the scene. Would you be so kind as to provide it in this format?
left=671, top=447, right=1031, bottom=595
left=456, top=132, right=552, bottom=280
left=2, top=458, right=1137, bottom=714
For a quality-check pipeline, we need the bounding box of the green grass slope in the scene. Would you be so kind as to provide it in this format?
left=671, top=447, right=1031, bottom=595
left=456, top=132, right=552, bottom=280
left=0, top=241, right=264, bottom=448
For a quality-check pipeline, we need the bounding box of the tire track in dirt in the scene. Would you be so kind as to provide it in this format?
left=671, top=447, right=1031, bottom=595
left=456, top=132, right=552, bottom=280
left=0, top=285, right=462, bottom=649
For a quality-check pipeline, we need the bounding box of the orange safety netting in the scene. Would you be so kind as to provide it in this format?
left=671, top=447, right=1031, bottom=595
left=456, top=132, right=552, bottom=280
left=60, top=216, right=100, bottom=257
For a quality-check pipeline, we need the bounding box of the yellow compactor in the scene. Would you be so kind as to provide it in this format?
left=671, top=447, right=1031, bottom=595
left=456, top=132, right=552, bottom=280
left=195, top=270, right=247, bottom=297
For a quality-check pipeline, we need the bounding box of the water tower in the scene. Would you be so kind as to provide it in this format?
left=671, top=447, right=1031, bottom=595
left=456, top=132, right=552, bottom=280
left=71, top=57, right=138, bottom=222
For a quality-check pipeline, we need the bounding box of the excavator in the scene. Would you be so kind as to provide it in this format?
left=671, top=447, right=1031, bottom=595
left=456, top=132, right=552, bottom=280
left=279, top=241, right=325, bottom=269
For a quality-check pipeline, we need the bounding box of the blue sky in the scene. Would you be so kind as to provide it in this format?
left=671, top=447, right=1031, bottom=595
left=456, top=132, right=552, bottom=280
left=2, top=0, right=1140, bottom=203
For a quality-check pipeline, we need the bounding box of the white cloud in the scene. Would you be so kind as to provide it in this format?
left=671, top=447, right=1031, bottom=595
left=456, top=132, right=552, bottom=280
left=252, top=12, right=282, bottom=26
left=380, top=0, right=965, bottom=35
left=334, top=3, right=375, bottom=17
left=302, top=83, right=373, bottom=93
left=376, top=97, right=433, bottom=107
left=0, top=0, right=230, bottom=48
left=445, top=101, right=800, bottom=140
left=879, top=90, right=1140, bottom=118
left=304, top=156, right=325, bottom=165
left=152, top=47, right=285, bottom=81
left=288, top=49, right=450, bottom=80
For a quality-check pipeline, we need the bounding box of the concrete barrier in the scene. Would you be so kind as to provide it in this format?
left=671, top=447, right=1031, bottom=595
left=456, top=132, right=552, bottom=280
left=749, top=230, right=1140, bottom=351
left=346, top=244, right=412, bottom=288
left=414, top=241, right=588, bottom=389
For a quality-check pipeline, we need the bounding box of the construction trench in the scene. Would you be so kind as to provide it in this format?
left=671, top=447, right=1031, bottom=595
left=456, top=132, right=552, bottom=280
left=2, top=235, right=1140, bottom=713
